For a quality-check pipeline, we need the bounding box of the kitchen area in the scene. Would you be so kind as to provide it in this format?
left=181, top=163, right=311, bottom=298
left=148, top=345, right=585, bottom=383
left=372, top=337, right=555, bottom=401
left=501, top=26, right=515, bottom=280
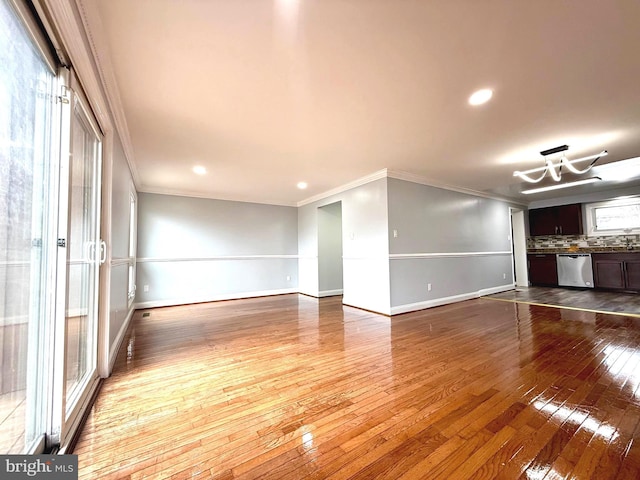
left=513, top=200, right=640, bottom=315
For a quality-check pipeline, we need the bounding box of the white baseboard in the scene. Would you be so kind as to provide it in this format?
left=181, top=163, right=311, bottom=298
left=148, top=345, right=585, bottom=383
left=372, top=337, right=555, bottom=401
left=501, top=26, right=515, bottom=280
left=133, top=284, right=516, bottom=318
left=108, top=306, right=135, bottom=374
left=479, top=284, right=516, bottom=296
left=390, top=283, right=515, bottom=315
left=318, top=289, right=344, bottom=298
left=134, top=287, right=298, bottom=310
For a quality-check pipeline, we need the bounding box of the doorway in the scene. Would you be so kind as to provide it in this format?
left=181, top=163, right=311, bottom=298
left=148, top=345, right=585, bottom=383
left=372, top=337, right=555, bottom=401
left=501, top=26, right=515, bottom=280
left=317, top=202, right=343, bottom=297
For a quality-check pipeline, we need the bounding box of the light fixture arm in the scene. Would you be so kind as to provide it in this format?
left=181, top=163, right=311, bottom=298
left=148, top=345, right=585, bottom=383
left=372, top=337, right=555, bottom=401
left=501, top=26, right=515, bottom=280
left=513, top=147, right=607, bottom=184
left=513, top=168, right=548, bottom=183
left=547, top=159, right=561, bottom=181
left=561, top=151, right=606, bottom=175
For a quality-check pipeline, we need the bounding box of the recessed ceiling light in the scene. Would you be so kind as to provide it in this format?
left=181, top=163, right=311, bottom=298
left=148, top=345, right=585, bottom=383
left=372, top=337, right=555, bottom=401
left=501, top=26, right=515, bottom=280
left=297, top=181, right=308, bottom=189
left=192, top=165, right=207, bottom=175
left=468, top=88, right=493, bottom=106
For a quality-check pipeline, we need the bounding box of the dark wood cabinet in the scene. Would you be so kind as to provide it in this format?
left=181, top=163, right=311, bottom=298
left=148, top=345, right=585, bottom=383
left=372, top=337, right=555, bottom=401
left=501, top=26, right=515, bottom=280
left=529, top=204, right=583, bottom=236
left=593, top=253, right=640, bottom=291
left=627, top=260, right=640, bottom=290
left=528, top=254, right=558, bottom=286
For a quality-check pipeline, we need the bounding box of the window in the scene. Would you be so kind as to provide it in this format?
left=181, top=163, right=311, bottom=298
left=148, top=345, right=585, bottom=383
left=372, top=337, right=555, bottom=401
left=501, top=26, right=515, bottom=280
left=585, top=197, right=640, bottom=236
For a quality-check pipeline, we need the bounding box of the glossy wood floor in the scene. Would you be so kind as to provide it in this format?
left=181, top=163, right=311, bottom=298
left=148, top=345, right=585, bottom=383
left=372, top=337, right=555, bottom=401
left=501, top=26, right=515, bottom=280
left=73, top=294, right=640, bottom=479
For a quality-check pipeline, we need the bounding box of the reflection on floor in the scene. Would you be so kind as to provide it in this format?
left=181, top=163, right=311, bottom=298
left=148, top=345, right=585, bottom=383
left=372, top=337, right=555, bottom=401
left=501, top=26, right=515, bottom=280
left=73, top=294, right=640, bottom=479
left=486, top=286, right=640, bottom=316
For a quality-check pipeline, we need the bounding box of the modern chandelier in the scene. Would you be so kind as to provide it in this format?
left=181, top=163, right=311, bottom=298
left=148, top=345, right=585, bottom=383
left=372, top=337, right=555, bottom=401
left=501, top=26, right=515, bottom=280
left=513, top=145, right=607, bottom=184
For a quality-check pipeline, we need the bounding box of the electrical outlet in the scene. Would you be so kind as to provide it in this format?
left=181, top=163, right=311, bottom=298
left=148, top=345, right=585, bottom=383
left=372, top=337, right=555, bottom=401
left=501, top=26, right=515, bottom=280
left=428, top=283, right=432, bottom=291
left=503, top=273, right=506, bottom=279
left=393, top=229, right=398, bottom=238
left=143, top=285, right=149, bottom=292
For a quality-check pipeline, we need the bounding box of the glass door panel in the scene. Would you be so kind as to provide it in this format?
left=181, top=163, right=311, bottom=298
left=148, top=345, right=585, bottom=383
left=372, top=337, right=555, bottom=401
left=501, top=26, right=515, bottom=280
left=61, top=88, right=101, bottom=433
left=0, top=0, right=56, bottom=453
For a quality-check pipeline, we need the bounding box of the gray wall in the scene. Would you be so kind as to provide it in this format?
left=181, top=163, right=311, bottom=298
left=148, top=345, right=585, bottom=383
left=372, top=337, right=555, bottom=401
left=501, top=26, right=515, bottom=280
left=108, top=133, right=135, bottom=357
left=387, top=178, right=514, bottom=313
left=136, top=193, right=298, bottom=307
left=134, top=176, right=517, bottom=316
left=318, top=202, right=343, bottom=294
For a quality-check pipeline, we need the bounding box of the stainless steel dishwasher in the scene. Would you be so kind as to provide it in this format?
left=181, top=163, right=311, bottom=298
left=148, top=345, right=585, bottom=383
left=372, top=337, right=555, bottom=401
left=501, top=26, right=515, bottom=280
left=556, top=253, right=594, bottom=288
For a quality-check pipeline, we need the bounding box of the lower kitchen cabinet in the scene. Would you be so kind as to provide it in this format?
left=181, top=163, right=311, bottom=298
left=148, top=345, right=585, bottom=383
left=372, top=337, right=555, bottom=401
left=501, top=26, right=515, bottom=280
left=528, top=254, right=558, bottom=286
left=625, top=258, right=640, bottom=290
left=592, top=253, right=640, bottom=291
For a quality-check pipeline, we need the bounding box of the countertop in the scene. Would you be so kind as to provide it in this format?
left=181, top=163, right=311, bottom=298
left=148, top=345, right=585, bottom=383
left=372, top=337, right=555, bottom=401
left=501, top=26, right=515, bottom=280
left=527, top=247, right=638, bottom=254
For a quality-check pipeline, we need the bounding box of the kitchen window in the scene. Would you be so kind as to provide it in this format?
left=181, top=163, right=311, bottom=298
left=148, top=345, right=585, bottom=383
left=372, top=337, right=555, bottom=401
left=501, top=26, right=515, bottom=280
left=585, top=197, right=640, bottom=236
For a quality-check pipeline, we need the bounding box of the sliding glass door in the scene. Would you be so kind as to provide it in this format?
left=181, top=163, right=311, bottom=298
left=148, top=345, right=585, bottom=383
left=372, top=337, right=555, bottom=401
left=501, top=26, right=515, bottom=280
left=1, top=0, right=104, bottom=452
left=56, top=77, right=102, bottom=444
left=0, top=0, right=57, bottom=453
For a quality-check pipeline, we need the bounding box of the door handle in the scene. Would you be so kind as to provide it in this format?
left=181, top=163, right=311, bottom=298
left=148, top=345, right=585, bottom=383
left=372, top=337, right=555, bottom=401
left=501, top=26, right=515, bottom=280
left=100, top=240, right=107, bottom=265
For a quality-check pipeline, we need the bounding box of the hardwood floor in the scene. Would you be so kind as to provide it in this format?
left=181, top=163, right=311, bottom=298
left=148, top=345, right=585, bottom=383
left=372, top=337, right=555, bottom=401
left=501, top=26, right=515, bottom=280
left=73, top=294, right=640, bottom=479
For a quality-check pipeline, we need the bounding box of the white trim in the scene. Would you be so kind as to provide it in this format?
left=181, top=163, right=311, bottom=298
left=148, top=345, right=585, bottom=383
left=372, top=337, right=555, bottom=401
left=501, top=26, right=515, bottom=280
left=318, top=289, right=344, bottom=298
left=478, top=284, right=517, bottom=297
left=343, top=255, right=390, bottom=261
left=58, top=375, right=101, bottom=454
left=69, top=0, right=141, bottom=186
left=137, top=255, right=299, bottom=263
left=135, top=288, right=298, bottom=309
left=138, top=186, right=297, bottom=207
left=137, top=167, right=527, bottom=210
left=107, top=306, right=135, bottom=375
left=297, top=169, right=388, bottom=207
left=390, top=283, right=515, bottom=315
left=386, top=170, right=527, bottom=206
left=342, top=298, right=391, bottom=316
left=389, top=251, right=512, bottom=259
left=296, top=168, right=526, bottom=210
left=298, top=288, right=320, bottom=297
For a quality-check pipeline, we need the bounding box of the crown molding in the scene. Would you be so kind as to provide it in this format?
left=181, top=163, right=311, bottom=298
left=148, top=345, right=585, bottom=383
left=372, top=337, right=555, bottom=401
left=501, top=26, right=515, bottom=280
left=137, top=185, right=297, bottom=207
left=296, top=169, right=389, bottom=207
left=296, top=168, right=526, bottom=208
left=387, top=169, right=527, bottom=206
left=75, top=0, right=140, bottom=187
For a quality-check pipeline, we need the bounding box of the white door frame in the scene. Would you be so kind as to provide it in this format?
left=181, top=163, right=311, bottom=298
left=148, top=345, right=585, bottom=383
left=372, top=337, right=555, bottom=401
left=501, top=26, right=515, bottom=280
left=510, top=208, right=529, bottom=287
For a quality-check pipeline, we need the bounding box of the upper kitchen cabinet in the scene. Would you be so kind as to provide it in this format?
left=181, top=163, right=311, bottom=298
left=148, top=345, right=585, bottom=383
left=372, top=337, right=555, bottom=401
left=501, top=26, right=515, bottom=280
left=529, top=204, right=583, bottom=236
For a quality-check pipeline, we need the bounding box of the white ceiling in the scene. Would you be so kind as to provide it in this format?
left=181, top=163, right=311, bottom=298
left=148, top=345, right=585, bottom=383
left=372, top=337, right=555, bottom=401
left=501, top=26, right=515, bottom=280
left=84, top=0, right=640, bottom=206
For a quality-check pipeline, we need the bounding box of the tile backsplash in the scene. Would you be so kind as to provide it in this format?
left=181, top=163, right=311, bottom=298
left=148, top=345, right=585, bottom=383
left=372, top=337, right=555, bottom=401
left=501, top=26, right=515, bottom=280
left=527, top=234, right=640, bottom=251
